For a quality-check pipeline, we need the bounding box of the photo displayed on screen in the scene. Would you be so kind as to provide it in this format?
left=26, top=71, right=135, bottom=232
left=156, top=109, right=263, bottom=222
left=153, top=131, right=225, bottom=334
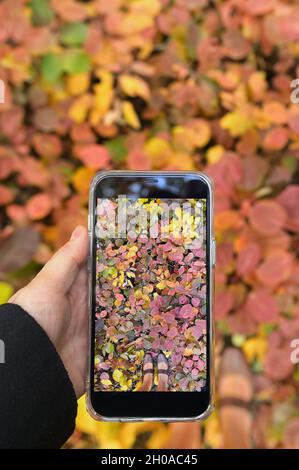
left=94, top=197, right=207, bottom=392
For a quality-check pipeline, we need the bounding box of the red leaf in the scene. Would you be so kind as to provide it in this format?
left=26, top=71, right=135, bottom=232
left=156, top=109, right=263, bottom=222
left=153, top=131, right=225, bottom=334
left=244, top=0, right=275, bottom=16
left=256, top=250, right=293, bottom=287
left=276, top=185, right=299, bottom=232
left=0, top=185, right=14, bottom=205
left=249, top=200, right=287, bottom=235
left=236, top=242, right=261, bottom=275
left=32, top=133, right=63, bottom=160
left=127, top=150, right=151, bottom=170
left=215, top=291, right=234, bottom=319
left=246, top=288, right=279, bottom=323
left=264, top=348, right=294, bottom=381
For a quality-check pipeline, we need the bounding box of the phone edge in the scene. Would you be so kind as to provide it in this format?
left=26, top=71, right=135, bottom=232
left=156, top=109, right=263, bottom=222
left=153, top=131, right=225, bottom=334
left=86, top=170, right=215, bottom=422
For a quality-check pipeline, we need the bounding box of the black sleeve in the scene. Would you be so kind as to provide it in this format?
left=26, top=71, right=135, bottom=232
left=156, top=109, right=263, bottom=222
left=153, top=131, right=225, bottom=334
left=0, top=303, right=77, bottom=449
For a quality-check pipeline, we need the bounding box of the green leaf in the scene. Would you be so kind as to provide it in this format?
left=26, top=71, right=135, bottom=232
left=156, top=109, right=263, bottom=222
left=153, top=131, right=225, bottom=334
left=60, top=22, right=88, bottom=47
left=63, top=50, right=91, bottom=74
left=0, top=282, right=13, bottom=304
left=106, top=137, right=128, bottom=163
left=41, top=53, right=64, bottom=82
left=30, top=0, right=54, bottom=26
left=105, top=342, right=115, bottom=354
left=282, top=155, right=297, bottom=173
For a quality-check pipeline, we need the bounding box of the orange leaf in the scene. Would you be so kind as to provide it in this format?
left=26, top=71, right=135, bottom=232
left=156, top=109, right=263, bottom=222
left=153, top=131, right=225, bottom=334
left=72, top=167, right=95, bottom=196
left=263, top=126, right=289, bottom=151
left=76, top=144, right=110, bottom=169
left=26, top=193, right=53, bottom=220
left=215, top=210, right=243, bottom=232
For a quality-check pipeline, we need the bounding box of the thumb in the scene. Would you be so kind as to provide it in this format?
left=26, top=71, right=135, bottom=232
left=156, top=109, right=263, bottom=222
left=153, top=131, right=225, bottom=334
left=34, top=225, right=88, bottom=293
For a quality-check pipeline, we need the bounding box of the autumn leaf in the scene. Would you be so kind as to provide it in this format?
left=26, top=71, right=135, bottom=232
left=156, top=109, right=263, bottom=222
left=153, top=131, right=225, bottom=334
left=256, top=250, right=293, bottom=287
left=60, top=22, right=88, bottom=47
left=245, top=288, right=279, bottom=324
left=263, top=126, right=289, bottom=151
left=72, top=167, right=95, bottom=195
left=112, top=369, right=123, bottom=383
left=122, top=101, right=141, bottom=129
left=249, top=200, right=287, bottom=235
left=63, top=49, right=91, bottom=74
left=90, top=70, right=114, bottom=125
left=41, top=53, right=64, bottom=82
left=220, top=109, right=255, bottom=137
left=30, top=0, right=55, bottom=26
left=0, top=282, right=13, bottom=304
left=26, top=193, right=53, bottom=220
left=119, top=75, right=150, bottom=101
left=0, top=227, right=39, bottom=273
left=236, top=242, right=261, bottom=276
left=66, top=72, right=90, bottom=96
left=76, top=144, right=110, bottom=169
left=69, top=93, right=92, bottom=123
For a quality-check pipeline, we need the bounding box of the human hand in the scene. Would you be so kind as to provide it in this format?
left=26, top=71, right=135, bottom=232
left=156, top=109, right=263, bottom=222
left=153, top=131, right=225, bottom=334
left=9, top=225, right=89, bottom=398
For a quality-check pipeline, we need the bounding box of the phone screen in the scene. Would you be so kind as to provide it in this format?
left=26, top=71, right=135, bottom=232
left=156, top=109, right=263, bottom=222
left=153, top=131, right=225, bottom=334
left=94, top=197, right=207, bottom=393
left=89, top=172, right=212, bottom=419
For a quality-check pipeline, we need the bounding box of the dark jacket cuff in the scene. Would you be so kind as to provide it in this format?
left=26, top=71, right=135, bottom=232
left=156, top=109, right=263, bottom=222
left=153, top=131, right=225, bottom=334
left=0, top=303, right=77, bottom=449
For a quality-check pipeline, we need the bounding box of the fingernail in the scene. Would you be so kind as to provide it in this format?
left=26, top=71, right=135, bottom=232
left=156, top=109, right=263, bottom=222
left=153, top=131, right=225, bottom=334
left=71, top=225, right=83, bottom=240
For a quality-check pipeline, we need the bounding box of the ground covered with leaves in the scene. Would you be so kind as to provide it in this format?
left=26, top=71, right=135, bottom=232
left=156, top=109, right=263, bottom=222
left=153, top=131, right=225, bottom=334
left=1, top=0, right=299, bottom=449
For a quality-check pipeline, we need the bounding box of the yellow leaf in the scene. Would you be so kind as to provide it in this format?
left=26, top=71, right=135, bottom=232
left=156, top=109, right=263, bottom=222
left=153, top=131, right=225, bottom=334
left=191, top=119, right=211, bottom=147
left=95, top=422, right=122, bottom=449
left=130, top=0, right=161, bottom=17
left=66, top=73, right=90, bottom=96
left=207, top=145, right=224, bottom=165
left=76, top=395, right=97, bottom=435
left=167, top=152, right=195, bottom=170
left=90, top=70, right=114, bottom=125
left=147, top=424, right=171, bottom=448
left=121, top=13, right=154, bottom=35
left=119, top=75, right=150, bottom=101
left=144, top=137, right=172, bottom=168
left=126, top=271, right=136, bottom=278
left=220, top=109, right=255, bottom=137
left=112, top=369, right=123, bottom=382
left=69, top=93, right=92, bottom=123
left=242, top=337, right=267, bottom=364
left=72, top=167, right=95, bottom=196
left=122, top=100, right=140, bottom=129
left=172, top=121, right=211, bottom=151
left=156, top=281, right=165, bottom=290
left=172, top=126, right=194, bottom=152
left=204, top=413, right=222, bottom=448
left=0, top=282, right=13, bottom=304
left=101, top=379, right=112, bottom=386
left=184, top=348, right=194, bottom=356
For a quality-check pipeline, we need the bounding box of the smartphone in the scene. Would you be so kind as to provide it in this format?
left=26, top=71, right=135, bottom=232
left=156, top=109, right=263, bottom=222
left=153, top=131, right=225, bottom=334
left=87, top=171, right=215, bottom=421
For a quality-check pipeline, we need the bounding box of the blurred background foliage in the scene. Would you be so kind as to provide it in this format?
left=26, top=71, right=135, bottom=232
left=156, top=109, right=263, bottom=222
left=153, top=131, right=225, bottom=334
left=1, top=0, right=299, bottom=448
